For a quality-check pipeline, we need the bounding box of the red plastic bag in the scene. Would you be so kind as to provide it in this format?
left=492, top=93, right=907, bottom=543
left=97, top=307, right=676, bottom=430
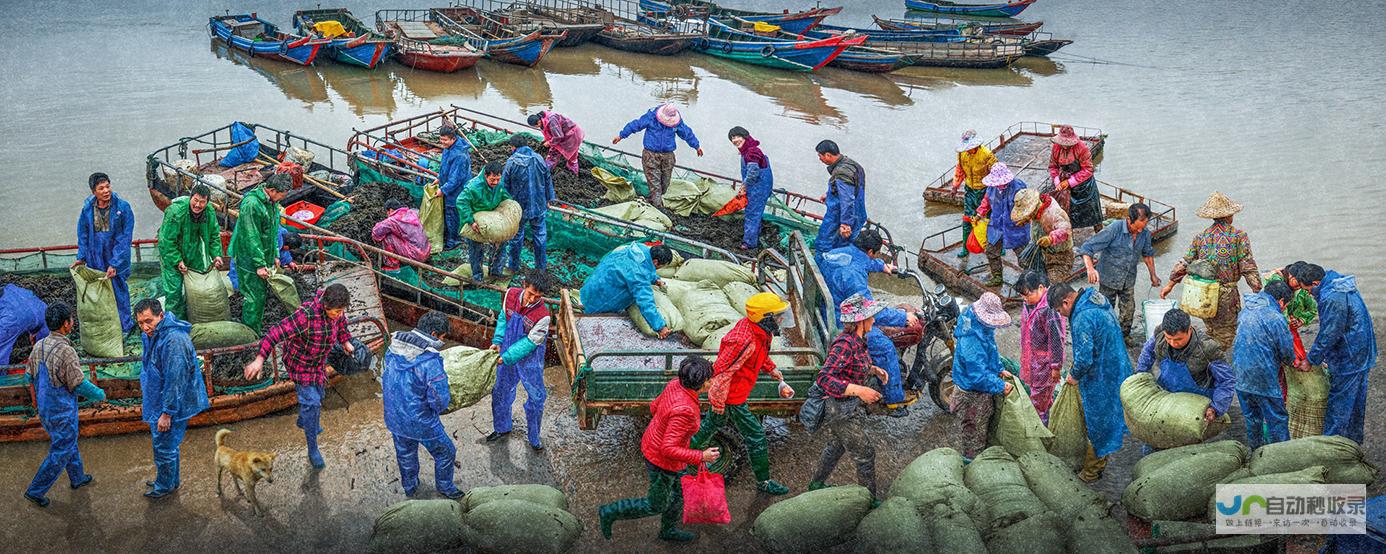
left=711, top=189, right=747, bottom=217
left=681, top=465, right=731, bottom=525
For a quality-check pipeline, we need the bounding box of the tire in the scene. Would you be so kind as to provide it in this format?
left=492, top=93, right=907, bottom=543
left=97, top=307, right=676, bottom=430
left=704, top=427, right=745, bottom=482
left=759, top=45, right=776, bottom=58
left=925, top=343, right=956, bottom=411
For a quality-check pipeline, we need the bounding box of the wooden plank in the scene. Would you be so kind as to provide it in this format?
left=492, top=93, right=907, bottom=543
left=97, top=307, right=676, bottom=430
left=396, top=20, right=439, bottom=40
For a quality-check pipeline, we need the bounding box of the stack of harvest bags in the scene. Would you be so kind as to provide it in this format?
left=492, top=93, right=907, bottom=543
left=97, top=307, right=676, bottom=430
left=752, top=447, right=1136, bottom=553
left=368, top=484, right=582, bottom=554
left=1121, top=436, right=1379, bottom=522
left=626, top=257, right=762, bottom=350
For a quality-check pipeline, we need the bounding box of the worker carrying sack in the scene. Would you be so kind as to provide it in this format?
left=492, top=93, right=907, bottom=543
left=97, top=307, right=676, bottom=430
left=441, top=346, right=500, bottom=413
left=1119, top=372, right=1229, bottom=449
left=266, top=268, right=302, bottom=312
left=70, top=266, right=124, bottom=358
left=459, top=199, right=522, bottom=244
left=184, top=269, right=231, bottom=324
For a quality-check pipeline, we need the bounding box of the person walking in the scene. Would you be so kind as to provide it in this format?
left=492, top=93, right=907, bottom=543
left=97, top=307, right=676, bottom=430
left=951, top=130, right=997, bottom=258
left=382, top=311, right=463, bottom=499
left=230, top=174, right=291, bottom=332
left=808, top=294, right=888, bottom=501
left=1232, top=281, right=1297, bottom=449
left=950, top=292, right=1015, bottom=459
left=1016, top=271, right=1064, bottom=423
left=134, top=298, right=210, bottom=499
left=501, top=135, right=555, bottom=274
left=75, top=172, right=136, bottom=332
left=690, top=292, right=794, bottom=496
left=813, top=140, right=867, bottom=261
left=157, top=184, right=223, bottom=321
left=1010, top=189, right=1074, bottom=286
left=1049, top=283, right=1131, bottom=482
left=23, top=302, right=105, bottom=508
left=486, top=270, right=554, bottom=450
left=244, top=284, right=356, bottom=469
left=529, top=110, right=584, bottom=175
left=613, top=103, right=702, bottom=207
left=1160, top=192, right=1261, bottom=349
left=597, top=357, right=719, bottom=543
left=973, top=162, right=1030, bottom=287
left=728, top=126, right=773, bottom=251
left=1304, top=265, right=1377, bottom=444
left=1078, top=203, right=1160, bottom=341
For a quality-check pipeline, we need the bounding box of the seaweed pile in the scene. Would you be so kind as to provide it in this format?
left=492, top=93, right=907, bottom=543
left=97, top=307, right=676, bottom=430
left=327, top=180, right=415, bottom=245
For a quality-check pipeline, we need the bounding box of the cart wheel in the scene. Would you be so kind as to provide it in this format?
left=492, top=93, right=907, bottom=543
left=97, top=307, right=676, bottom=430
left=705, top=427, right=744, bottom=481
left=926, top=347, right=956, bottom=411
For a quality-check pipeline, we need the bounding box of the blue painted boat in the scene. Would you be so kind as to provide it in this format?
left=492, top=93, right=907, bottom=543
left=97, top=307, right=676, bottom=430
left=718, top=17, right=909, bottom=73
left=293, top=8, right=393, bottom=69
left=904, top=0, right=1037, bottom=18
left=208, top=14, right=328, bottom=66
left=797, top=22, right=971, bottom=44
left=874, top=15, right=1044, bottom=36
left=691, top=19, right=864, bottom=72
left=639, top=0, right=841, bottom=35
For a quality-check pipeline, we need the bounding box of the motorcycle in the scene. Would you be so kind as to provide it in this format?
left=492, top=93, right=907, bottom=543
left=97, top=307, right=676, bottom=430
left=876, top=270, right=960, bottom=411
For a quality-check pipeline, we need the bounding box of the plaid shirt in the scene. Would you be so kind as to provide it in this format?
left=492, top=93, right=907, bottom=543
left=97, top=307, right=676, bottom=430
left=816, top=332, right=871, bottom=398
left=257, top=291, right=350, bottom=387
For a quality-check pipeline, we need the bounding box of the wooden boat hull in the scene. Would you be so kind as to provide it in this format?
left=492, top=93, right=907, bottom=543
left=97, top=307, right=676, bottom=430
left=693, top=36, right=855, bottom=71
left=551, top=25, right=604, bottom=47
left=328, top=40, right=392, bottom=68
left=593, top=32, right=693, bottom=55
left=828, top=49, right=909, bottom=73
left=1023, top=38, right=1071, bottom=57
left=486, top=32, right=557, bottom=66
left=874, top=15, right=1043, bottom=36
left=640, top=0, right=841, bottom=34
left=209, top=15, right=326, bottom=66
left=393, top=48, right=482, bottom=72
left=905, top=0, right=1038, bottom=18
left=293, top=8, right=394, bottom=69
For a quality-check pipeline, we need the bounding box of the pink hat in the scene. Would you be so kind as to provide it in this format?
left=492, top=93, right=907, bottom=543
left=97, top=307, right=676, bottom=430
left=981, top=162, right=1015, bottom=187
left=656, top=103, right=682, bottom=127
left=1051, top=125, right=1080, bottom=147
left=972, top=292, right=1011, bottom=328
left=956, top=129, right=983, bottom=152
left=839, top=293, right=885, bottom=323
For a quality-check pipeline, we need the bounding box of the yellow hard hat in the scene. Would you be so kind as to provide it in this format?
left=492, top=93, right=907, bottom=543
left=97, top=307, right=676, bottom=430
left=745, top=292, right=790, bottom=322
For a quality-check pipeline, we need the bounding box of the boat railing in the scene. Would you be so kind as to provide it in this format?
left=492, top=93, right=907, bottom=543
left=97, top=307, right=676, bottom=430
left=525, top=0, right=613, bottom=26
left=1096, top=180, right=1179, bottom=237
left=922, top=121, right=1106, bottom=193
left=0, top=239, right=160, bottom=273
left=147, top=122, right=356, bottom=192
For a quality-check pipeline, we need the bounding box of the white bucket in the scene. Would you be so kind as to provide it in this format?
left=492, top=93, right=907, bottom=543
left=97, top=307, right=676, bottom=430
left=1142, top=299, right=1179, bottom=340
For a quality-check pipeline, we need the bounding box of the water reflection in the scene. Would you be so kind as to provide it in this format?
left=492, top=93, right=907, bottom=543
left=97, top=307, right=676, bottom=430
left=688, top=56, right=845, bottom=126
left=394, top=64, right=487, bottom=104
left=593, top=51, right=702, bottom=104
left=890, top=64, right=1034, bottom=90
left=317, top=64, right=399, bottom=117
left=1013, top=56, right=1065, bottom=77
left=540, top=45, right=603, bottom=77
left=479, top=62, right=554, bottom=109
left=208, top=41, right=329, bottom=106
left=815, top=69, right=914, bottom=108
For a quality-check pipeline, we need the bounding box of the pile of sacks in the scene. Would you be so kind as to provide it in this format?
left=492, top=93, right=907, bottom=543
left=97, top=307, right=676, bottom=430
left=183, top=268, right=299, bottom=351
left=1121, top=436, right=1379, bottom=521
left=368, top=484, right=582, bottom=554
left=752, top=447, right=1136, bottom=554
left=627, top=257, right=760, bottom=349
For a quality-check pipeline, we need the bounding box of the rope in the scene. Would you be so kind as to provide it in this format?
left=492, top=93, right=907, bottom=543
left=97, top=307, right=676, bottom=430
left=1046, top=52, right=1160, bottom=69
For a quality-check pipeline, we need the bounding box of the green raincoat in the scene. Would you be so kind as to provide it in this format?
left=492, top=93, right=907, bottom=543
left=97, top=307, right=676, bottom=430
left=1264, top=271, right=1317, bottom=327
left=230, top=187, right=280, bottom=332
left=457, top=173, right=512, bottom=227
left=158, top=196, right=222, bottom=319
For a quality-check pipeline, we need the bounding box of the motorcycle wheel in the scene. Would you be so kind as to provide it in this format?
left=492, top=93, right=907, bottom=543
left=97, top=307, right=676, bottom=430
left=925, top=341, right=956, bottom=411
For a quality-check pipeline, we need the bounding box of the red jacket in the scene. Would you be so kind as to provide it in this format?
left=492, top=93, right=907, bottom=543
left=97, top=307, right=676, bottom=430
left=708, top=318, right=775, bottom=410
left=641, top=379, right=704, bottom=472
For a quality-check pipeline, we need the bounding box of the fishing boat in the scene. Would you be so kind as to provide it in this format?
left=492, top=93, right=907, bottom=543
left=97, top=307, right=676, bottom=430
left=806, top=21, right=968, bottom=42
left=430, top=7, right=563, bottom=66
left=904, top=0, right=1038, bottom=18
left=292, top=8, right=394, bottom=69
left=720, top=18, right=911, bottom=73
left=376, top=15, right=485, bottom=72
left=692, top=19, right=864, bottom=72
left=873, top=15, right=1043, bottom=36
left=639, top=0, right=842, bottom=35
left=544, top=0, right=699, bottom=56
left=874, top=36, right=1024, bottom=68
left=471, top=0, right=606, bottom=47
left=208, top=13, right=329, bottom=66
left=914, top=122, right=1180, bottom=304
left=1016, top=31, right=1071, bottom=57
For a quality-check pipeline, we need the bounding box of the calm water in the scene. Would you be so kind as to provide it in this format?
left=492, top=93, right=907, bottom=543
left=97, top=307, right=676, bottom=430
left=2, top=0, right=1384, bottom=314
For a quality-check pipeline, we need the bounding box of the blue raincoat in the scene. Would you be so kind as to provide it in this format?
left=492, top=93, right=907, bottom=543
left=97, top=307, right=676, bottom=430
left=502, top=146, right=555, bottom=271
left=983, top=179, right=1030, bottom=250
left=820, top=245, right=908, bottom=403
left=1307, top=271, right=1377, bottom=443
left=740, top=148, right=773, bottom=248
left=951, top=307, right=1007, bottom=395
left=438, top=140, right=474, bottom=248
left=491, top=287, right=549, bottom=447
left=25, top=336, right=102, bottom=499
left=1134, top=328, right=1235, bottom=416
left=815, top=156, right=867, bottom=258
left=77, top=192, right=135, bottom=331
left=382, top=329, right=459, bottom=496
left=1068, top=288, right=1131, bottom=457
left=619, top=108, right=700, bottom=153
left=0, top=285, right=48, bottom=364
left=580, top=242, right=665, bottom=331
left=1232, top=292, right=1296, bottom=398
left=140, top=314, right=209, bottom=494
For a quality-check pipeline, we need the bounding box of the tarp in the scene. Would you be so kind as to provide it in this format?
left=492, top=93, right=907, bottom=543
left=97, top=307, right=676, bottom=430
left=219, top=122, right=261, bottom=168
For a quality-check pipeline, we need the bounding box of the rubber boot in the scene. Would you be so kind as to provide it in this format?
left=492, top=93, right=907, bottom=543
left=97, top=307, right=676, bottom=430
left=598, top=498, right=652, bottom=540
left=756, top=479, right=790, bottom=496
left=306, top=431, right=325, bottom=469
left=807, top=480, right=829, bottom=491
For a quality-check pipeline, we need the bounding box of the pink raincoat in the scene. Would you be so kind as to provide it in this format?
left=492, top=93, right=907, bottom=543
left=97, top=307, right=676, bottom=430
left=1020, top=292, right=1066, bottom=422
left=539, top=112, right=584, bottom=174
left=371, top=207, right=430, bottom=269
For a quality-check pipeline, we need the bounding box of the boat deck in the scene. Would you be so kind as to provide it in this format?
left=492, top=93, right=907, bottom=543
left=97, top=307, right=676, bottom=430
left=925, top=122, right=1106, bottom=204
